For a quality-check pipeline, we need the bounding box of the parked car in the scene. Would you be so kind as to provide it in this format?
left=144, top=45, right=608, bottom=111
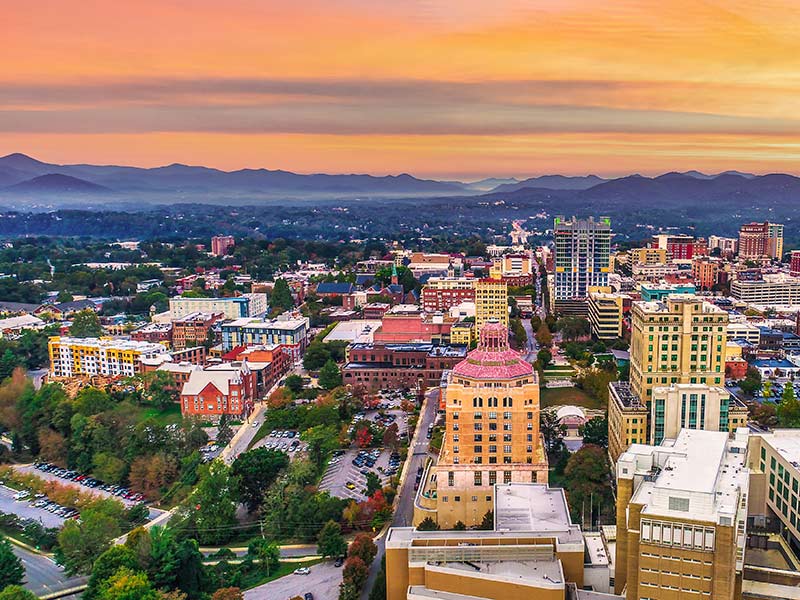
left=293, top=567, right=310, bottom=575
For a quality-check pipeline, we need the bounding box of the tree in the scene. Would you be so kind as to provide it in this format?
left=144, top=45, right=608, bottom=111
left=146, top=371, right=178, bottom=409
left=478, top=511, right=494, bottom=530
left=0, top=586, right=37, bottom=600
left=382, top=422, right=400, bottom=451
left=355, top=424, right=373, bottom=448
left=284, top=374, right=304, bottom=395
left=211, top=589, right=244, bottom=600
left=231, top=448, right=290, bottom=512
left=37, top=427, right=68, bottom=466
left=540, top=410, right=565, bottom=454
left=0, top=537, right=24, bottom=589
left=563, top=444, right=613, bottom=526
left=301, top=425, right=339, bottom=469
left=416, top=517, right=439, bottom=531
left=339, top=581, right=360, bottom=600
left=187, top=461, right=238, bottom=545
left=342, top=556, right=368, bottom=590
left=535, top=324, right=552, bottom=347
left=303, top=343, right=332, bottom=371
left=365, top=472, right=382, bottom=497
left=84, top=546, right=140, bottom=600
left=317, top=520, right=347, bottom=559
left=452, top=521, right=466, bottom=531
left=319, top=360, right=342, bottom=390
left=216, top=414, right=234, bottom=446
left=739, top=366, right=762, bottom=396
left=751, top=402, right=778, bottom=429
left=56, top=504, right=122, bottom=575
left=536, top=348, right=552, bottom=368
left=778, top=385, right=800, bottom=428
left=270, top=278, right=294, bottom=313
left=581, top=417, right=608, bottom=448
left=347, top=533, right=377, bottom=565
left=128, top=454, right=179, bottom=501
left=69, top=309, right=103, bottom=338
left=97, top=567, right=159, bottom=600
left=93, top=452, right=128, bottom=484
left=248, top=539, right=280, bottom=576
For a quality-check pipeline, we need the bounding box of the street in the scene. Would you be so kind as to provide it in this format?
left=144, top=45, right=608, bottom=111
left=245, top=561, right=341, bottom=600
left=12, top=543, right=86, bottom=598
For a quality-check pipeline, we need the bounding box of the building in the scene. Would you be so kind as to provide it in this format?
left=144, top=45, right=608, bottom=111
left=210, top=235, right=235, bottom=256
left=0, top=314, right=46, bottom=337
left=171, top=312, right=222, bottom=350
left=709, top=235, right=738, bottom=257
left=652, top=233, right=697, bottom=261
left=130, top=322, right=173, bottom=345
left=414, top=323, right=547, bottom=528
left=629, top=296, right=727, bottom=404
left=48, top=336, right=167, bottom=379
left=421, top=277, right=476, bottom=313
left=727, top=322, right=761, bottom=345
left=179, top=361, right=256, bottom=419
left=342, top=343, right=466, bottom=391
left=631, top=247, right=669, bottom=265
left=615, top=429, right=749, bottom=600
left=474, top=279, right=509, bottom=333
left=738, top=221, right=784, bottom=261
left=649, top=383, right=748, bottom=445
left=552, top=216, right=612, bottom=315
left=315, top=282, right=356, bottom=298
left=490, top=253, right=534, bottom=286
left=450, top=321, right=474, bottom=345
left=373, top=305, right=456, bottom=344
left=791, top=250, right=800, bottom=277
left=169, top=293, right=268, bottom=320
left=220, top=314, right=309, bottom=360
left=608, top=382, right=650, bottom=463
left=221, top=344, right=291, bottom=396
left=587, top=288, right=627, bottom=340
left=638, top=282, right=696, bottom=302
left=692, top=257, right=721, bottom=290
left=387, top=484, right=584, bottom=600
left=731, top=274, right=800, bottom=308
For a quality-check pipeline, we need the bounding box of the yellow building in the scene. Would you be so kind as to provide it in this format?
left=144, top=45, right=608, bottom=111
left=389, top=484, right=585, bottom=600
left=587, top=287, right=627, bottom=340
left=631, top=247, right=669, bottom=265
left=474, top=279, right=508, bottom=333
left=615, top=429, right=749, bottom=600
left=48, top=336, right=167, bottom=379
left=414, top=323, right=547, bottom=529
left=449, top=321, right=474, bottom=346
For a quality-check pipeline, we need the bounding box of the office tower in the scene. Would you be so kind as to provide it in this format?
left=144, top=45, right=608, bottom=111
left=474, top=279, right=508, bottom=332
left=553, top=216, right=612, bottom=315
left=414, top=323, right=547, bottom=528
left=615, top=429, right=749, bottom=600
left=738, top=222, right=784, bottom=261
left=587, top=287, right=627, bottom=340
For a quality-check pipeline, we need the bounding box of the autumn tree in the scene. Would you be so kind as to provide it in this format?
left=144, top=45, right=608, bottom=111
left=128, top=453, right=179, bottom=501
left=348, top=533, right=377, bottom=565
left=342, top=556, right=368, bottom=590
left=211, top=589, right=244, bottom=600
left=535, top=324, right=552, bottom=347
left=382, top=422, right=399, bottom=451
left=37, top=427, right=68, bottom=466
left=97, top=567, right=159, bottom=600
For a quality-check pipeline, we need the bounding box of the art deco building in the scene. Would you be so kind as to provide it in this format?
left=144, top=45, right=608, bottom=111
left=414, top=322, right=547, bottom=528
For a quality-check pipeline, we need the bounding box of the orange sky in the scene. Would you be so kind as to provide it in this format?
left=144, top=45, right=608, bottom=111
left=3, top=0, right=800, bottom=178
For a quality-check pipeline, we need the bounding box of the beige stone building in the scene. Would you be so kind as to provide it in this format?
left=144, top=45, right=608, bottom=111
left=414, top=323, right=547, bottom=529
left=474, top=279, right=509, bottom=333
left=587, top=287, right=627, bottom=340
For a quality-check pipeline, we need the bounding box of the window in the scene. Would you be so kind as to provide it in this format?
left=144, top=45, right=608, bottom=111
left=448, top=471, right=454, bottom=486
left=504, top=471, right=512, bottom=484
left=474, top=472, right=482, bottom=486
left=489, top=471, right=497, bottom=485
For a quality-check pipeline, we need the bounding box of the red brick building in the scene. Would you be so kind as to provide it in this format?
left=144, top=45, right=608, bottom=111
left=791, top=250, right=800, bottom=277
left=222, top=344, right=291, bottom=396
left=172, top=312, right=223, bottom=350
left=421, top=286, right=475, bottom=313
left=130, top=322, right=173, bottom=345
left=180, top=362, right=256, bottom=419
left=372, top=307, right=456, bottom=344
left=211, top=235, right=235, bottom=256
left=725, top=357, right=749, bottom=380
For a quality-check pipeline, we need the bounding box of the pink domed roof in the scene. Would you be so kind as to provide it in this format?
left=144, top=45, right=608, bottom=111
left=452, top=322, right=533, bottom=380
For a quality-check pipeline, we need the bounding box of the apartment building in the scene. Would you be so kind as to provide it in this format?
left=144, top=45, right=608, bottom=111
left=693, top=257, right=721, bottom=290
left=638, top=282, right=696, bottom=301
left=414, top=323, right=547, bottom=529
left=171, top=312, right=222, bottom=350
left=129, top=322, right=173, bottom=345
left=652, top=233, right=699, bottom=261
left=709, top=235, right=738, bottom=256
left=210, top=235, right=235, bottom=256
left=631, top=247, right=669, bottom=265
left=420, top=277, right=476, bottom=313
left=220, top=314, right=309, bottom=360
left=587, top=287, right=628, bottom=340
left=615, top=429, right=749, bottom=600
left=169, top=293, right=268, bottom=320
left=49, top=336, right=167, bottom=379
left=731, top=274, right=800, bottom=308
left=474, top=279, right=508, bottom=333
left=738, top=222, right=784, bottom=261
left=552, top=216, right=612, bottom=315
left=388, top=484, right=584, bottom=600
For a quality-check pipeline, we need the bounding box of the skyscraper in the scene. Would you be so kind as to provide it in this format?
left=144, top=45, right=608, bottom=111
left=474, top=278, right=508, bottom=333
left=552, top=216, right=612, bottom=315
left=738, top=222, right=784, bottom=261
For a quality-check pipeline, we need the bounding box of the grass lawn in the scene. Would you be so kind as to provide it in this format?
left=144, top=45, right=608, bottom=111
left=242, top=558, right=326, bottom=590
left=541, top=386, right=603, bottom=410
left=139, top=403, right=183, bottom=425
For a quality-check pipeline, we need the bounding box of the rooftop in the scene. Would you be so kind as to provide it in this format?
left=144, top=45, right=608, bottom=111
left=51, top=336, right=166, bottom=354
left=452, top=322, right=533, bottom=381
left=322, top=320, right=382, bottom=344
left=222, top=315, right=308, bottom=330
left=494, top=484, right=574, bottom=535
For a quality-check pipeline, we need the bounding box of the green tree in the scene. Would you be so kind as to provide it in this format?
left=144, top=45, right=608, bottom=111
left=536, top=348, right=552, bottom=368
left=452, top=521, right=466, bottom=531
left=84, top=546, right=140, bottom=600
left=0, top=586, right=37, bottom=600
left=247, top=539, right=280, bottom=576
left=69, top=309, right=104, bottom=338
left=416, top=517, right=439, bottom=531
left=93, top=452, right=128, bottom=484
left=778, top=385, right=800, bottom=428
left=303, top=342, right=332, bottom=371
left=270, top=278, right=294, bottom=313
left=231, top=448, right=290, bottom=512
left=187, top=461, right=238, bottom=545
left=317, top=520, right=347, bottom=559
left=318, top=360, right=342, bottom=390
left=563, top=444, right=613, bottom=526
left=301, top=425, right=339, bottom=469
left=284, top=374, right=304, bottom=395
left=581, top=417, right=608, bottom=448
left=56, top=504, right=123, bottom=575
left=540, top=410, right=566, bottom=454
left=478, top=511, right=494, bottom=530
left=216, top=414, right=234, bottom=447
left=97, top=567, right=159, bottom=600
left=365, top=472, right=382, bottom=497
left=0, top=537, right=24, bottom=588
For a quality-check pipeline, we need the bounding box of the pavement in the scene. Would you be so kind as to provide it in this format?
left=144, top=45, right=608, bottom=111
left=0, top=485, right=65, bottom=528
left=14, top=465, right=143, bottom=507
left=244, top=560, right=341, bottom=600
left=12, top=543, right=86, bottom=598
left=318, top=447, right=395, bottom=501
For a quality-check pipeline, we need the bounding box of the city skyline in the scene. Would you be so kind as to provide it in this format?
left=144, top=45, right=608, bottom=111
left=4, top=0, right=800, bottom=178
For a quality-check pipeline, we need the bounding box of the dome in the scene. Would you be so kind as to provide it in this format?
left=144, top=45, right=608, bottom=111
left=452, top=322, right=533, bottom=380
left=556, top=405, right=586, bottom=421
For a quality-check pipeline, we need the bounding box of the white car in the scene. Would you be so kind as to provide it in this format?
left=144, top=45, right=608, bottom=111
left=293, top=567, right=311, bottom=575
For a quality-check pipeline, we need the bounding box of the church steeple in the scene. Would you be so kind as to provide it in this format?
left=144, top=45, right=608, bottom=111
left=391, top=263, right=399, bottom=286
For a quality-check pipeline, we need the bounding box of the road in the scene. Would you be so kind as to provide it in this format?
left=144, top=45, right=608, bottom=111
left=359, top=387, right=440, bottom=600
left=521, top=318, right=538, bottom=364
left=12, top=543, right=86, bottom=598
left=245, top=561, right=341, bottom=600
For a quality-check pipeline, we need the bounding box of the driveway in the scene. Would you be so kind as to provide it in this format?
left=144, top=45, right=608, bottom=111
left=0, top=485, right=65, bottom=528
left=245, top=561, right=341, bottom=600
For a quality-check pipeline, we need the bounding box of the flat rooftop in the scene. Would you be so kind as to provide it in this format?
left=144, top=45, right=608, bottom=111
left=494, top=484, right=573, bottom=534
left=438, top=558, right=563, bottom=586
left=758, top=430, right=800, bottom=469
left=322, top=319, right=382, bottom=344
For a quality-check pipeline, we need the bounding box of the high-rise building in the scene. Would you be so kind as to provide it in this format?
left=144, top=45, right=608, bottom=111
left=790, top=250, right=800, bottom=277
left=652, top=233, right=697, bottom=261
left=608, top=296, right=729, bottom=462
left=49, top=337, right=167, bottom=379
left=615, top=429, right=749, bottom=600
left=169, top=293, right=268, bottom=320
left=738, top=222, right=784, bottom=261
left=210, top=235, right=235, bottom=256
left=474, top=279, right=508, bottom=333
left=709, top=235, right=738, bottom=256
left=220, top=314, right=309, bottom=360
left=587, top=287, right=628, bottom=340
left=414, top=323, right=547, bottom=528
left=692, top=256, right=721, bottom=290
left=552, top=216, right=611, bottom=315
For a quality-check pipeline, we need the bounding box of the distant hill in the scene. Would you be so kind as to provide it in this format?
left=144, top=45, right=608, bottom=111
left=465, top=177, right=520, bottom=191
left=5, top=173, right=110, bottom=194
left=490, top=174, right=606, bottom=192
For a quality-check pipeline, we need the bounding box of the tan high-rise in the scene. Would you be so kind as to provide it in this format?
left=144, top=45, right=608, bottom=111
left=474, top=279, right=508, bottom=333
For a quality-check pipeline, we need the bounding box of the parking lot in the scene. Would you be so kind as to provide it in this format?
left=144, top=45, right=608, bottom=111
left=0, top=485, right=66, bottom=528
left=318, top=446, right=400, bottom=501
left=17, top=464, right=146, bottom=506
left=245, top=560, right=340, bottom=600
left=250, top=429, right=308, bottom=458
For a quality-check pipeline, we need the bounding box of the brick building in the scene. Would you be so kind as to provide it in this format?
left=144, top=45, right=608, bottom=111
left=171, top=312, right=222, bottom=350
left=179, top=361, right=256, bottom=419
left=210, top=235, right=235, bottom=256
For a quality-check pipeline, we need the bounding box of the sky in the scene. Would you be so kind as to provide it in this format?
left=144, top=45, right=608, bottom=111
left=3, top=0, right=800, bottom=179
